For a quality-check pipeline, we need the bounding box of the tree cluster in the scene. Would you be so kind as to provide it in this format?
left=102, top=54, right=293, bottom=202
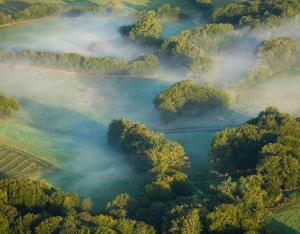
left=14, top=3, right=62, bottom=21
left=212, top=0, right=300, bottom=26
left=156, top=4, right=182, bottom=19
left=209, top=107, right=300, bottom=202
left=240, top=37, right=299, bottom=87
left=128, top=11, right=163, bottom=40
left=0, top=50, right=159, bottom=77
left=161, top=23, right=236, bottom=77
left=107, top=119, right=199, bottom=230
left=154, top=80, right=229, bottom=119
left=0, top=179, right=155, bottom=234
left=107, top=119, right=190, bottom=201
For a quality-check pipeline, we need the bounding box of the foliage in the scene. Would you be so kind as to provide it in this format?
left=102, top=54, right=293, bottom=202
left=0, top=92, right=20, bottom=117
left=160, top=23, right=235, bottom=75
left=156, top=4, right=181, bottom=19
left=208, top=175, right=269, bottom=233
left=128, top=55, right=159, bottom=76
left=0, top=12, right=11, bottom=25
left=106, top=193, right=135, bottom=218
left=0, top=49, right=159, bottom=76
left=162, top=204, right=201, bottom=234
left=209, top=107, right=300, bottom=202
left=257, top=37, right=299, bottom=72
left=154, top=80, right=229, bottom=118
left=161, top=23, right=235, bottom=58
left=212, top=0, right=300, bottom=26
left=0, top=179, right=155, bottom=233
left=129, top=11, right=162, bottom=40
left=15, top=3, right=62, bottom=20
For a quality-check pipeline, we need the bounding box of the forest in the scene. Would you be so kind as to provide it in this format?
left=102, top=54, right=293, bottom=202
left=0, top=0, right=300, bottom=233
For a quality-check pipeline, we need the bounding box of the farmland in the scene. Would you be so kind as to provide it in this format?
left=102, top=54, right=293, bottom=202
left=0, top=141, right=56, bottom=180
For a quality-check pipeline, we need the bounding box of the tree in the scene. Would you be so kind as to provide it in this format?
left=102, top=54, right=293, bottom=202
left=257, top=37, right=299, bottom=72
left=257, top=155, right=300, bottom=199
left=129, top=11, right=162, bottom=40
left=163, top=205, right=201, bottom=234
left=208, top=176, right=269, bottom=233
left=209, top=107, right=300, bottom=174
left=154, top=80, right=229, bottom=118
left=0, top=92, right=20, bottom=117
left=0, top=12, right=11, bottom=25
left=106, top=193, right=135, bottom=218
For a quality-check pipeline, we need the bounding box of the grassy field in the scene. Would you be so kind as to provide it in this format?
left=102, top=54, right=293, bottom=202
left=0, top=141, right=57, bottom=180
left=267, top=206, right=300, bottom=234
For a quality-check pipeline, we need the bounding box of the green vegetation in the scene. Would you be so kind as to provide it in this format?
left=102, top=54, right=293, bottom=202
left=257, top=37, right=299, bottom=72
left=0, top=92, right=19, bottom=117
left=0, top=3, right=62, bottom=26
left=161, top=23, right=236, bottom=76
left=107, top=119, right=190, bottom=200
left=0, top=142, right=56, bottom=180
left=154, top=80, right=229, bottom=118
left=267, top=206, right=300, bottom=233
left=210, top=107, right=300, bottom=201
left=127, top=11, right=163, bottom=40
left=0, top=179, right=155, bottom=234
left=0, top=50, right=159, bottom=76
left=14, top=3, right=62, bottom=20
left=239, top=37, right=300, bottom=88
left=1, top=0, right=300, bottom=233
left=107, top=119, right=194, bottom=229
left=156, top=4, right=181, bottom=19
left=212, top=0, right=300, bottom=26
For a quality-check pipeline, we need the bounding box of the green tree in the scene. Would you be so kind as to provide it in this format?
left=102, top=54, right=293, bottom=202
left=0, top=92, right=20, bottom=117
left=129, top=11, right=162, bottom=40
left=154, top=80, right=229, bottom=118
left=257, top=37, right=299, bottom=72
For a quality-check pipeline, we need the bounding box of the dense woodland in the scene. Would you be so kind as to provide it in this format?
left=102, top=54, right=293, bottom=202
left=0, top=0, right=300, bottom=233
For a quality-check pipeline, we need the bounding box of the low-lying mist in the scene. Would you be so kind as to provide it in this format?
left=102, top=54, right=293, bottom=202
left=0, top=15, right=300, bottom=207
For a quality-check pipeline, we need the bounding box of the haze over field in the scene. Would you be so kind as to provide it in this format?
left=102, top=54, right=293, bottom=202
left=1, top=16, right=300, bottom=207
left=1, top=1, right=300, bottom=232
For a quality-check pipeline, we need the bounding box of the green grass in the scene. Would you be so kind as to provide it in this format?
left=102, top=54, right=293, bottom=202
left=120, top=0, right=198, bottom=14
left=267, top=206, right=300, bottom=234
left=0, top=141, right=57, bottom=180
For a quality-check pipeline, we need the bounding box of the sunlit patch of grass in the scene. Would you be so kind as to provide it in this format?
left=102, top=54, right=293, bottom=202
left=0, top=119, right=58, bottom=164
left=0, top=140, right=57, bottom=180
left=121, top=0, right=198, bottom=14
left=267, top=206, right=300, bottom=234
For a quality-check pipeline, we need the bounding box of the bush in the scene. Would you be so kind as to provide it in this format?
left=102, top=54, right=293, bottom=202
left=0, top=92, right=20, bottom=117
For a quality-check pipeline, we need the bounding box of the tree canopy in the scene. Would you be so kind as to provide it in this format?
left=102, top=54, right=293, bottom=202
left=129, top=11, right=162, bottom=40
left=0, top=92, right=20, bottom=117
left=154, top=80, right=229, bottom=119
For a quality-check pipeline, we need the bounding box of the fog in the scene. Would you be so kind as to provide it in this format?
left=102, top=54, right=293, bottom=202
left=0, top=15, right=300, bottom=208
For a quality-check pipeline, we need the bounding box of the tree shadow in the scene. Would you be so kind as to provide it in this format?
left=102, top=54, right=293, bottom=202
left=267, top=219, right=300, bottom=234
left=17, top=98, right=106, bottom=140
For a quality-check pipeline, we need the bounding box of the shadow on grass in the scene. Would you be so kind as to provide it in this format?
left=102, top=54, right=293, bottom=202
left=267, top=219, right=300, bottom=234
